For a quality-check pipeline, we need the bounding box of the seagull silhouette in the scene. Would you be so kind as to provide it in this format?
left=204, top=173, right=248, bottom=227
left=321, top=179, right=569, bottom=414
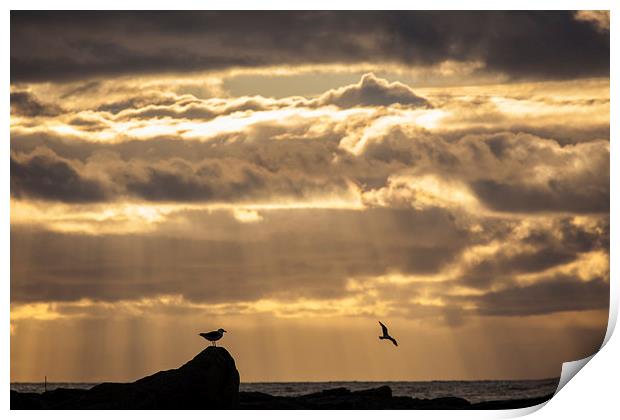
left=199, top=328, right=227, bottom=347
left=378, top=321, right=398, bottom=346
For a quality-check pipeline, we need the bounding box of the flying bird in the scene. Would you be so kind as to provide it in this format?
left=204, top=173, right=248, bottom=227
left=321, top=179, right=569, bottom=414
left=199, top=328, right=227, bottom=347
left=378, top=321, right=398, bottom=346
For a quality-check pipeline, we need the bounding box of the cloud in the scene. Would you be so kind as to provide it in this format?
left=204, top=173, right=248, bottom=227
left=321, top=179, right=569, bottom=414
left=574, top=11, right=610, bottom=33
left=10, top=74, right=610, bottom=147
left=10, top=209, right=609, bottom=324
left=10, top=11, right=609, bottom=83
left=119, top=158, right=313, bottom=203
left=93, top=74, right=430, bottom=123
left=10, top=144, right=358, bottom=204
left=10, top=91, right=63, bottom=117
left=468, top=276, right=608, bottom=316
left=360, top=174, right=480, bottom=211
left=96, top=93, right=183, bottom=114
left=453, top=216, right=609, bottom=289
left=471, top=179, right=609, bottom=214
left=315, top=73, right=431, bottom=108
left=367, top=130, right=609, bottom=214
left=10, top=121, right=610, bottom=219
left=109, top=95, right=299, bottom=121
left=10, top=207, right=471, bottom=304
left=8, top=67, right=610, bottom=323
left=10, top=148, right=108, bottom=203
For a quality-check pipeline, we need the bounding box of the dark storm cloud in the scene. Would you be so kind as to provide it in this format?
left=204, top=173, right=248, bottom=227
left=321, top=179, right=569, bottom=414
left=10, top=144, right=354, bottom=204
left=471, top=179, right=609, bottom=214
left=10, top=207, right=470, bottom=304
left=121, top=161, right=277, bottom=203
left=468, top=276, right=609, bottom=316
left=555, top=217, right=610, bottom=252
left=10, top=149, right=108, bottom=203
left=459, top=248, right=577, bottom=290
left=10, top=91, right=63, bottom=117
left=10, top=11, right=609, bottom=83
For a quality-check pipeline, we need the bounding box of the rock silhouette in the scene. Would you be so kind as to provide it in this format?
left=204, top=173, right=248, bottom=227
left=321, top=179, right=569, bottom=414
left=12, top=346, right=240, bottom=409
left=11, top=347, right=552, bottom=409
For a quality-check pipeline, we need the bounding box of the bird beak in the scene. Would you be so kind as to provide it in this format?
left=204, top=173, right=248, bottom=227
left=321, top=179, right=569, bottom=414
left=224, top=330, right=228, bottom=333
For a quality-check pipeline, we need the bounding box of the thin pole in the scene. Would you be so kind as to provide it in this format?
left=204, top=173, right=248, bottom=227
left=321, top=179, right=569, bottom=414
left=44, top=375, right=47, bottom=392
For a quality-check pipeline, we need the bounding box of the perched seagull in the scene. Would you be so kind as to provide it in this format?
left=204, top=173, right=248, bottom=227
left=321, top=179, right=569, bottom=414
left=199, top=328, right=227, bottom=347
left=378, top=321, right=398, bottom=346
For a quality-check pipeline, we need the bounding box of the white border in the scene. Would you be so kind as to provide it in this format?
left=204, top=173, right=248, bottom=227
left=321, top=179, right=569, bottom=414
left=3, top=2, right=617, bottom=419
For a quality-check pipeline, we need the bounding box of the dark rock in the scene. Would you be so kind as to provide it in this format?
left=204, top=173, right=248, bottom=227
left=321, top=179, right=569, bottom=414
left=237, top=386, right=468, bottom=409
left=10, top=391, right=45, bottom=409
left=237, top=387, right=551, bottom=410
left=403, top=396, right=471, bottom=409
left=41, top=388, right=90, bottom=407
left=11, top=346, right=240, bottom=409
left=303, top=387, right=351, bottom=398
left=470, top=394, right=553, bottom=409
left=295, top=386, right=395, bottom=409
left=355, top=385, right=392, bottom=398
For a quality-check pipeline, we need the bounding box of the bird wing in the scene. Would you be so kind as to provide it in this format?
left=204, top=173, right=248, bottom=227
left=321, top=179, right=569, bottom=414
left=379, top=321, right=389, bottom=336
left=200, top=331, right=218, bottom=340
left=389, top=337, right=398, bottom=346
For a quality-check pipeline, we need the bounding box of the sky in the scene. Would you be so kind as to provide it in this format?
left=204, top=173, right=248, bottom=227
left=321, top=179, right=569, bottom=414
left=10, top=11, right=610, bottom=383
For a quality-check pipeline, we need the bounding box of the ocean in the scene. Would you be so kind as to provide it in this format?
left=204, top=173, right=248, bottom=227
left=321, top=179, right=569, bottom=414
left=11, top=377, right=559, bottom=404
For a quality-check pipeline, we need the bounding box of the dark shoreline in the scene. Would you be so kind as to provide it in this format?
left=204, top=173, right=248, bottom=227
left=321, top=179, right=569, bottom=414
left=10, top=386, right=554, bottom=410
left=236, top=386, right=553, bottom=409
left=10, top=347, right=555, bottom=410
